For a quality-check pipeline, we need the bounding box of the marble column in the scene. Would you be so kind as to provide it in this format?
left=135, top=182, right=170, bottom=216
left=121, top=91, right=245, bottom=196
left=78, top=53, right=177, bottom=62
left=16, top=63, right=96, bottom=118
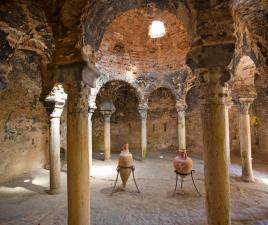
left=88, top=106, right=95, bottom=171
left=100, top=101, right=115, bottom=161
left=200, top=68, right=231, bottom=225
left=176, top=103, right=187, bottom=150
left=66, top=81, right=90, bottom=225
left=45, top=85, right=66, bottom=195
left=237, top=98, right=255, bottom=182
left=139, top=104, right=148, bottom=160
left=187, top=43, right=235, bottom=225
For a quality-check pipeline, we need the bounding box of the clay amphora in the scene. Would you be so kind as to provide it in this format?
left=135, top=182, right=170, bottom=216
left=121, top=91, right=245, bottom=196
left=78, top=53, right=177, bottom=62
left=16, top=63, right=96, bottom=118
left=173, top=150, right=193, bottom=174
left=118, top=144, right=133, bottom=188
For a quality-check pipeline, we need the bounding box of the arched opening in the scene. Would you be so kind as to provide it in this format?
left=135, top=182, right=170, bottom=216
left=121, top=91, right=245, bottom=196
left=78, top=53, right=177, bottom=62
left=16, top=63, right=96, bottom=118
left=147, top=87, right=177, bottom=152
left=230, top=55, right=257, bottom=153
left=93, top=80, right=140, bottom=157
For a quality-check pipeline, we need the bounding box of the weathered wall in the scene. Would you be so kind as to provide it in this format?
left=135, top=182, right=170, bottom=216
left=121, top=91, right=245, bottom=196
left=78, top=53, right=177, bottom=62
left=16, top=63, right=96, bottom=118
left=147, top=88, right=177, bottom=151
left=0, top=50, right=49, bottom=183
left=0, top=0, right=53, bottom=183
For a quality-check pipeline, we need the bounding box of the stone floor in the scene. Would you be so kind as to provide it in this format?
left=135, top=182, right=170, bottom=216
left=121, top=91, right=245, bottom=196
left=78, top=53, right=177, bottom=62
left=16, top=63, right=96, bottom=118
left=0, top=152, right=268, bottom=225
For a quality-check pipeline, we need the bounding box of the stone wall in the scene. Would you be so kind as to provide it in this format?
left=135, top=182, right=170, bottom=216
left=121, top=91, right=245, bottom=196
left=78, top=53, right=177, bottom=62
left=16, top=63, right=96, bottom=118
left=147, top=88, right=177, bottom=151
left=0, top=50, right=49, bottom=183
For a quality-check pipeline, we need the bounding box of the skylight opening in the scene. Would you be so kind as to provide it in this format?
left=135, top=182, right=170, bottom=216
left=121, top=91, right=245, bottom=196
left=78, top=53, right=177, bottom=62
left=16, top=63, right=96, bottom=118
left=149, top=20, right=166, bottom=39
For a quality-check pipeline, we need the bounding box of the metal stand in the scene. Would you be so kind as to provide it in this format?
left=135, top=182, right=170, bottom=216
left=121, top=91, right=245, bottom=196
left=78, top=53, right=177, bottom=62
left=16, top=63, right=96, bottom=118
left=111, top=165, right=141, bottom=195
left=173, top=170, right=201, bottom=196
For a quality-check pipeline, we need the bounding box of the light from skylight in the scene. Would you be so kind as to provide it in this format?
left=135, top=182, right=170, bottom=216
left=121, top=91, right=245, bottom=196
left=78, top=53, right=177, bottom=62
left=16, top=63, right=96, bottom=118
left=149, top=20, right=166, bottom=39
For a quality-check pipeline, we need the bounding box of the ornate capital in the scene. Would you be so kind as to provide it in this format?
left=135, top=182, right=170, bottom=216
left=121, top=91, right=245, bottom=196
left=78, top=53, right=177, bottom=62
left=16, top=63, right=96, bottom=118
left=100, top=100, right=116, bottom=117
left=45, top=84, right=67, bottom=118
left=235, top=98, right=255, bottom=115
left=198, top=68, right=232, bottom=105
left=138, top=102, right=149, bottom=120
left=175, top=101, right=187, bottom=112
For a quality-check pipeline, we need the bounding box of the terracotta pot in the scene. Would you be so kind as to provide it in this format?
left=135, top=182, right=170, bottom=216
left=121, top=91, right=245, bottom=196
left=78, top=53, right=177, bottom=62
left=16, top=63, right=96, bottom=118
left=118, top=144, right=133, bottom=187
left=173, top=150, right=193, bottom=174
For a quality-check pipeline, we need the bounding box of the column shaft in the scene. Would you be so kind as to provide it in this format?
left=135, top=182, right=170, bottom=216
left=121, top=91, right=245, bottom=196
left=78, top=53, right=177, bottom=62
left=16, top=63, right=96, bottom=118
left=141, top=117, right=147, bottom=159
left=177, top=110, right=186, bottom=150
left=104, top=115, right=111, bottom=160
left=239, top=111, right=254, bottom=182
left=202, top=103, right=231, bottom=225
left=88, top=111, right=94, bottom=170
left=49, top=116, right=61, bottom=194
left=67, top=84, right=90, bottom=225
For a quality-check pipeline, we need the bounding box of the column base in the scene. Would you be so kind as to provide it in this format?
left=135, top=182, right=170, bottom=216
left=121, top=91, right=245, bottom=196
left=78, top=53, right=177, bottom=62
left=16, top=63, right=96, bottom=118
left=47, top=188, right=60, bottom=195
left=242, top=176, right=255, bottom=183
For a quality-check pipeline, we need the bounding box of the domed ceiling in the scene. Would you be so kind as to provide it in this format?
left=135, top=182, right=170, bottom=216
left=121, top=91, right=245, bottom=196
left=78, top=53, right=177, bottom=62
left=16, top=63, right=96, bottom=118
left=95, top=6, right=190, bottom=76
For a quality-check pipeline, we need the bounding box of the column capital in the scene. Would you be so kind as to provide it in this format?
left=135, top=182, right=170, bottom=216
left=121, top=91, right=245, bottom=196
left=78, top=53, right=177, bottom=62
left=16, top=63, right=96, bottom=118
left=138, top=103, right=149, bottom=120
left=197, top=68, right=232, bottom=105
left=235, top=97, right=255, bottom=115
left=175, top=102, right=187, bottom=112
left=45, top=84, right=67, bottom=118
left=100, top=100, right=116, bottom=117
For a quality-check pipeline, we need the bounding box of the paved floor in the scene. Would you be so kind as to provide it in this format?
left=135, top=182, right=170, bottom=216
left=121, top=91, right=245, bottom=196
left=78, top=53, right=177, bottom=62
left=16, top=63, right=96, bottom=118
left=0, top=152, right=268, bottom=225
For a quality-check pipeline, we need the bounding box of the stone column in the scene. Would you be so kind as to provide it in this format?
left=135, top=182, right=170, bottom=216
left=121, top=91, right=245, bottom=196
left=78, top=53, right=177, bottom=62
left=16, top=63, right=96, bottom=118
left=225, top=102, right=233, bottom=165
left=45, top=85, right=66, bottom=195
left=66, top=82, right=90, bottom=225
left=187, top=43, right=234, bottom=225
left=237, top=98, right=255, bottom=182
left=139, top=103, right=148, bottom=160
left=60, top=62, right=100, bottom=225
left=176, top=103, right=187, bottom=150
left=200, top=68, right=232, bottom=225
left=100, top=101, right=115, bottom=161
left=88, top=106, right=95, bottom=171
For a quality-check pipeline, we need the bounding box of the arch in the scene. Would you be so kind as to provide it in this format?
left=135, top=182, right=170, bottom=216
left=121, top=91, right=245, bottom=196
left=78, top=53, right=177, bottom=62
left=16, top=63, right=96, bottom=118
left=90, top=77, right=143, bottom=107
left=233, top=55, right=257, bottom=98
left=144, top=82, right=178, bottom=103
left=83, top=0, right=194, bottom=50
left=92, top=79, right=141, bottom=154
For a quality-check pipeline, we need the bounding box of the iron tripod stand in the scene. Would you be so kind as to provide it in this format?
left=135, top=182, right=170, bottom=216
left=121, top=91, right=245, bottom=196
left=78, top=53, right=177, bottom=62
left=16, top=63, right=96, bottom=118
left=111, top=165, right=141, bottom=195
left=173, top=170, right=201, bottom=196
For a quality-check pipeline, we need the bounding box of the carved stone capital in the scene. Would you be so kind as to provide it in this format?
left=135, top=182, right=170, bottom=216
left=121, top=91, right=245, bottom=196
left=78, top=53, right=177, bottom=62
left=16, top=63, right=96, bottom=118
left=45, top=84, right=67, bottom=118
left=175, top=101, right=187, bottom=112
left=138, top=102, right=149, bottom=120
left=235, top=98, right=255, bottom=115
left=198, top=68, right=232, bottom=105
left=100, top=100, right=116, bottom=117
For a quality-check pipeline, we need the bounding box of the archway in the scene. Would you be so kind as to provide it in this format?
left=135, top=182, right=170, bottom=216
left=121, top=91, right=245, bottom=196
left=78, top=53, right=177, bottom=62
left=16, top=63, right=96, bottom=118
left=147, top=87, right=177, bottom=152
left=93, top=80, right=140, bottom=157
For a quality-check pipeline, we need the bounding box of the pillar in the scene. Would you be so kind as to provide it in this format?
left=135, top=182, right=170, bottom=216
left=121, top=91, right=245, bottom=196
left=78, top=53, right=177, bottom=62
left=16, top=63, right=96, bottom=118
left=225, top=102, right=233, bottom=164
left=100, top=101, right=115, bottom=161
left=88, top=107, right=95, bottom=171
left=237, top=98, right=255, bottom=182
left=103, top=113, right=112, bottom=160
left=176, top=103, right=187, bottom=150
left=66, top=81, right=90, bottom=225
left=200, top=68, right=231, bottom=225
left=45, top=85, right=66, bottom=195
left=139, top=103, right=148, bottom=160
